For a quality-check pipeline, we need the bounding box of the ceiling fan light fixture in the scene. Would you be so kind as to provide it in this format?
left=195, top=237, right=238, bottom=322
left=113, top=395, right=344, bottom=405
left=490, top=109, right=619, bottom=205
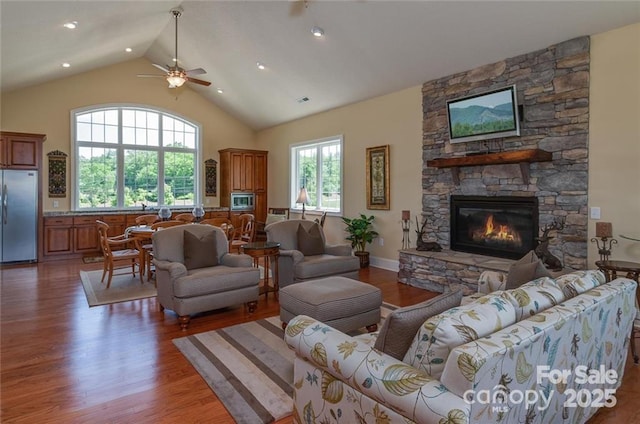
left=311, top=26, right=324, bottom=37
left=167, top=70, right=186, bottom=87
left=256, top=62, right=266, bottom=70
left=63, top=21, right=78, bottom=30
left=217, top=88, right=224, bottom=94
left=62, top=62, right=71, bottom=68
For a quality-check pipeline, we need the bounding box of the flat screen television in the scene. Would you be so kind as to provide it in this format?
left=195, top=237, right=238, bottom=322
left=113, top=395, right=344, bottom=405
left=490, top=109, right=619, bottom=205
left=446, top=85, right=520, bottom=143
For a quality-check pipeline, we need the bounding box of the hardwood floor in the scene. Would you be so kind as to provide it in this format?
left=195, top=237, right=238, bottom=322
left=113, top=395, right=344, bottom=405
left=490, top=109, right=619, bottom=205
left=1, top=259, right=638, bottom=423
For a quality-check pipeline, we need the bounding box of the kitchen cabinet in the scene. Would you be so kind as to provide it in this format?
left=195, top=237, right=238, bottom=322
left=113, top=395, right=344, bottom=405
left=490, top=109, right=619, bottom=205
left=219, top=148, right=268, bottom=223
left=73, top=216, right=101, bottom=253
left=44, top=217, right=73, bottom=256
left=0, top=132, right=45, bottom=169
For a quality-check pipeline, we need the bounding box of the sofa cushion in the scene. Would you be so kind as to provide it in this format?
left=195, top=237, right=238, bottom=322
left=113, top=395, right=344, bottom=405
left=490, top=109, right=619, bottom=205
left=183, top=229, right=218, bottom=270
left=506, top=251, right=552, bottom=289
left=554, top=270, right=605, bottom=299
left=173, top=266, right=258, bottom=298
left=295, top=254, right=360, bottom=280
left=374, top=289, right=463, bottom=360
left=503, top=276, right=565, bottom=321
left=297, top=223, right=325, bottom=256
left=403, top=291, right=516, bottom=379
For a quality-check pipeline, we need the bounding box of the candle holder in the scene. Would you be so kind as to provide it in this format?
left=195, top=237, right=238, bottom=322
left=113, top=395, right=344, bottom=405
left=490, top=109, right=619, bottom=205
left=401, top=210, right=411, bottom=249
left=591, top=236, right=617, bottom=261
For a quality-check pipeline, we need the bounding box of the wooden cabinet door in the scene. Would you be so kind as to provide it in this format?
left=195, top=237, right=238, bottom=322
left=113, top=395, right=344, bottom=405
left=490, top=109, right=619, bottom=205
left=230, top=152, right=243, bottom=192
left=253, top=153, right=267, bottom=192
left=254, top=192, right=267, bottom=224
left=241, top=153, right=254, bottom=191
left=102, top=215, right=126, bottom=236
left=44, top=226, right=73, bottom=255
left=73, top=216, right=100, bottom=253
left=2, top=135, right=43, bottom=169
left=43, top=217, right=73, bottom=256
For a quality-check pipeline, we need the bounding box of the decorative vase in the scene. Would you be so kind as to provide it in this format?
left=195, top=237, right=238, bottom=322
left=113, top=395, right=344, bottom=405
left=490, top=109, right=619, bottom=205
left=354, top=251, right=370, bottom=268
left=158, top=206, right=172, bottom=221
left=192, top=204, right=205, bottom=222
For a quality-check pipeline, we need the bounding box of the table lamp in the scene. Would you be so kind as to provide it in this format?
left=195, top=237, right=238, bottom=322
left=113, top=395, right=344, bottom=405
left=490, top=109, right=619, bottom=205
left=591, top=221, right=617, bottom=261
left=296, top=187, right=309, bottom=220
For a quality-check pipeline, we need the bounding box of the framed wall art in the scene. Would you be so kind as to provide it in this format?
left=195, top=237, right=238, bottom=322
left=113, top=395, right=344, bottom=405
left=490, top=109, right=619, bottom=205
left=47, top=150, right=67, bottom=197
left=205, top=158, right=217, bottom=196
left=366, top=145, right=390, bottom=210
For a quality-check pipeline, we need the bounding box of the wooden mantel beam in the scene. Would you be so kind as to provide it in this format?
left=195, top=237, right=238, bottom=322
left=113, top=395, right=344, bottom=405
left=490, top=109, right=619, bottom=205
left=426, top=149, right=552, bottom=185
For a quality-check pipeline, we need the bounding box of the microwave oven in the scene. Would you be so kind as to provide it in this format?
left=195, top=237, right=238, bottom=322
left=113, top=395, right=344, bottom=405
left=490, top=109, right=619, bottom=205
left=230, top=192, right=255, bottom=211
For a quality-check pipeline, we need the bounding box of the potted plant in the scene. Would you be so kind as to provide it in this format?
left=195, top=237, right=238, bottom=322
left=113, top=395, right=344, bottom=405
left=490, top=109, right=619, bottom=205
left=341, top=214, right=379, bottom=268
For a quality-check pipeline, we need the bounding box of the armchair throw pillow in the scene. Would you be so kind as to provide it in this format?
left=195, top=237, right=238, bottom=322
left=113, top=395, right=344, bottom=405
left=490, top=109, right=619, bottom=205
left=297, top=223, right=325, bottom=256
left=183, top=229, right=218, bottom=270
left=374, top=289, right=463, bottom=360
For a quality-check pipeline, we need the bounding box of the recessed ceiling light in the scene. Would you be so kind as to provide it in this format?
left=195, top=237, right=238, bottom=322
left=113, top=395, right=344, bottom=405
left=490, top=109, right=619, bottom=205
left=125, top=47, right=132, bottom=53
left=217, top=88, right=224, bottom=94
left=63, top=21, right=78, bottom=30
left=311, top=26, right=324, bottom=37
left=62, top=63, right=71, bottom=68
left=256, top=62, right=266, bottom=70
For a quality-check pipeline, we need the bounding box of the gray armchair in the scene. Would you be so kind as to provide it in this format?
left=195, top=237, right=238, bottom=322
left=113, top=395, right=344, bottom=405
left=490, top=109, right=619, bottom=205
left=265, top=219, right=360, bottom=287
left=152, top=224, right=260, bottom=330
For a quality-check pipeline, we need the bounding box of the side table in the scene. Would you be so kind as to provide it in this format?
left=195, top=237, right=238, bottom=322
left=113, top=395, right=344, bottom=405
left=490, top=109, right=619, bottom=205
left=596, top=260, right=640, bottom=364
left=241, top=241, right=280, bottom=298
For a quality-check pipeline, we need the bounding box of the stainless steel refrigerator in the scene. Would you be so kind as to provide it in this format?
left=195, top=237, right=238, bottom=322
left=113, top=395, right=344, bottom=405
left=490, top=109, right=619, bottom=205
left=1, top=170, right=38, bottom=263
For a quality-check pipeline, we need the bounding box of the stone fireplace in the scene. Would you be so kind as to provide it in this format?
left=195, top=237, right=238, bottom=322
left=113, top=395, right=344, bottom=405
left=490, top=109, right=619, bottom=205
left=450, top=195, right=538, bottom=260
left=399, top=36, right=590, bottom=293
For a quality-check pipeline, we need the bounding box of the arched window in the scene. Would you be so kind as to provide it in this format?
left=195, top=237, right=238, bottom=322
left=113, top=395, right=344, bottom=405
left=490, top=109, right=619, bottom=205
left=72, top=105, right=201, bottom=210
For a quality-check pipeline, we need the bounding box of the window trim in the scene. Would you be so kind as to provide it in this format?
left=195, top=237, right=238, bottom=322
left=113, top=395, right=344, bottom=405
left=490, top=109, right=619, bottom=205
left=289, top=135, right=343, bottom=215
left=70, top=103, right=202, bottom=211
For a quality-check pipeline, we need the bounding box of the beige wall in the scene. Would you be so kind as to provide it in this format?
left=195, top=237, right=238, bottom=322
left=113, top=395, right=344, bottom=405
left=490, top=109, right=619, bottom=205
left=589, top=23, right=640, bottom=265
left=256, top=86, right=423, bottom=267
left=0, top=57, right=255, bottom=211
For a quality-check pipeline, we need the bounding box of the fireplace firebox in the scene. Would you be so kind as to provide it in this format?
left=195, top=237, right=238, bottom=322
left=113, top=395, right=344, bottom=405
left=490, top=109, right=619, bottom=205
left=450, top=195, right=538, bottom=260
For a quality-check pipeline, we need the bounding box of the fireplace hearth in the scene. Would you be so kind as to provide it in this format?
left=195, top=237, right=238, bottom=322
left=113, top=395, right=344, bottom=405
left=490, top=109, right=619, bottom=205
left=450, top=195, right=538, bottom=260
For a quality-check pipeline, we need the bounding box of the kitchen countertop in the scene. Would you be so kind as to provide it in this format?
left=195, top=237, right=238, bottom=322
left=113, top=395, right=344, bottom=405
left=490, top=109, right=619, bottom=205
left=43, top=207, right=229, bottom=217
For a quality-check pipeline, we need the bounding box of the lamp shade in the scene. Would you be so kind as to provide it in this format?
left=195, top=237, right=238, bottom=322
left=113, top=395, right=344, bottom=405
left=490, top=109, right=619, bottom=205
left=596, top=222, right=612, bottom=238
left=402, top=210, right=410, bottom=221
left=296, top=187, right=309, bottom=204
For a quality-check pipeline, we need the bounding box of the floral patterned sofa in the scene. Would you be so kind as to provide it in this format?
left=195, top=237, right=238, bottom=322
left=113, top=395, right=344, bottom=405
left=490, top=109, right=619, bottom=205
left=285, top=271, right=637, bottom=424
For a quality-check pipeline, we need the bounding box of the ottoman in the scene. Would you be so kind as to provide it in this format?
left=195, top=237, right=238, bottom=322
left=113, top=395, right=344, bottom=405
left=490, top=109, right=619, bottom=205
left=279, top=276, right=382, bottom=333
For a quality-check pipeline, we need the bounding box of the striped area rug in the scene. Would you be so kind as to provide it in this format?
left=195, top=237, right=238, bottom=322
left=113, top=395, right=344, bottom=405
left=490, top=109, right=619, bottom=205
left=173, top=303, right=397, bottom=424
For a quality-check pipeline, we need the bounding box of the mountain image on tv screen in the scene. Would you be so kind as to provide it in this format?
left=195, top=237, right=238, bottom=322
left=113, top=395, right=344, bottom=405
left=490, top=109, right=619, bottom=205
left=450, top=103, right=516, bottom=138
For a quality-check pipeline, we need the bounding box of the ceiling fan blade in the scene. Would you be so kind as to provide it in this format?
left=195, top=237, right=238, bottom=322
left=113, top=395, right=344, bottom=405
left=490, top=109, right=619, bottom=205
left=137, top=74, right=166, bottom=78
left=185, top=68, right=206, bottom=76
left=152, top=63, right=169, bottom=72
left=186, top=77, right=211, bottom=86
left=289, top=0, right=307, bottom=16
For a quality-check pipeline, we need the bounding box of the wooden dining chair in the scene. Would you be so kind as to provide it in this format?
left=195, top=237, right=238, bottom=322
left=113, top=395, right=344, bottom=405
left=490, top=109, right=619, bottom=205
left=96, top=220, right=144, bottom=288
left=229, top=213, right=255, bottom=253
left=200, top=217, right=233, bottom=239
left=135, top=214, right=160, bottom=226
left=174, top=213, right=195, bottom=223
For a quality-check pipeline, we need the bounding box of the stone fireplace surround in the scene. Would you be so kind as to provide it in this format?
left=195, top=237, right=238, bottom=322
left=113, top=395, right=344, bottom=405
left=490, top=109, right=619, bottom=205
left=399, top=36, right=590, bottom=293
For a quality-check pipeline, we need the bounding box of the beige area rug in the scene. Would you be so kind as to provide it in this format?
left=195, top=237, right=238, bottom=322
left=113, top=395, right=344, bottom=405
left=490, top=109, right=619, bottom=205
left=80, top=269, right=157, bottom=307
left=173, top=303, right=397, bottom=424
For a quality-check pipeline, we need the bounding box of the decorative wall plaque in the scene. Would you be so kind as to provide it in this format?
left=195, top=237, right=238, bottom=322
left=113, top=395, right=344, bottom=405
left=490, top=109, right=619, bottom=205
left=205, top=158, right=217, bottom=196
left=47, top=150, right=67, bottom=197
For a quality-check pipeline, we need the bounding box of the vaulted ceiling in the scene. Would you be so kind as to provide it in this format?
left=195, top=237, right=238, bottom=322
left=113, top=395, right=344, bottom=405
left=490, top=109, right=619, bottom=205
left=2, top=1, right=638, bottom=130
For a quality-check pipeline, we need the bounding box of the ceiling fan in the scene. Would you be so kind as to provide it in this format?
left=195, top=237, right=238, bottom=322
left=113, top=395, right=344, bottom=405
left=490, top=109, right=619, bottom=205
left=138, top=8, right=211, bottom=88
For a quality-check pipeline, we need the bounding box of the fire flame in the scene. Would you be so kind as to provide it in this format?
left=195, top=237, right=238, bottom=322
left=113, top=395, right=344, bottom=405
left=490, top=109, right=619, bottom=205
left=475, top=214, right=521, bottom=246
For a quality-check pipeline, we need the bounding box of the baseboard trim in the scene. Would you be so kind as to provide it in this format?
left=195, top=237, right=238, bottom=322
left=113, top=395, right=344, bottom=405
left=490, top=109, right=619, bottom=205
left=370, top=255, right=399, bottom=272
